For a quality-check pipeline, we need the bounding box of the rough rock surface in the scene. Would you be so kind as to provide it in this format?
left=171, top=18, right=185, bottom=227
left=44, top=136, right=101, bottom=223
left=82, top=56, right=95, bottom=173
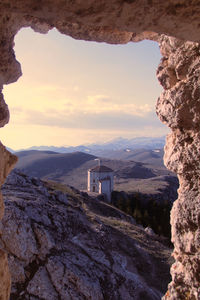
left=156, top=36, right=200, bottom=299
left=0, top=143, right=17, bottom=299
left=1, top=170, right=172, bottom=300
left=0, top=1, right=199, bottom=299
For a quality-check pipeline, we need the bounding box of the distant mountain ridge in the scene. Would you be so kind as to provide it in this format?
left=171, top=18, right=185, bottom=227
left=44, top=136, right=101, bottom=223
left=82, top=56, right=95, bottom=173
left=12, top=136, right=166, bottom=155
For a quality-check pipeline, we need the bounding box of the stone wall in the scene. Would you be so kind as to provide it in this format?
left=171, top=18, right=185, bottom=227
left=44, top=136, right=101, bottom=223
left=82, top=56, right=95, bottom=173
left=0, top=1, right=199, bottom=299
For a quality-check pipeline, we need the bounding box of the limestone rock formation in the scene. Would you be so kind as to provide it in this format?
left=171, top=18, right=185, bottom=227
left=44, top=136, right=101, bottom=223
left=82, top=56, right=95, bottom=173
left=156, top=36, right=200, bottom=300
left=1, top=170, right=172, bottom=300
left=0, top=143, right=17, bottom=299
left=0, top=1, right=199, bottom=299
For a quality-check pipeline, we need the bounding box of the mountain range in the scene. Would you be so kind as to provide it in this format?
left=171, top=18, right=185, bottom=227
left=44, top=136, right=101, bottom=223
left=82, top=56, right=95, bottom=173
left=9, top=136, right=166, bottom=155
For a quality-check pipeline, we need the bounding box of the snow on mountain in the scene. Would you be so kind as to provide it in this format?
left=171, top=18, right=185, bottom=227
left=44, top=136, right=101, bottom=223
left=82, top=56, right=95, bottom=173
left=14, top=136, right=166, bottom=154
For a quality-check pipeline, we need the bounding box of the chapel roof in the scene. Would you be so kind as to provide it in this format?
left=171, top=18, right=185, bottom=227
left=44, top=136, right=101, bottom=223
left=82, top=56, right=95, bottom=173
left=89, top=165, right=113, bottom=173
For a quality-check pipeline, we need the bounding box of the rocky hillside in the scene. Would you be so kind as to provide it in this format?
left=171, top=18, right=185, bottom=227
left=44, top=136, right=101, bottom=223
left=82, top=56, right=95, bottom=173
left=1, top=170, right=173, bottom=300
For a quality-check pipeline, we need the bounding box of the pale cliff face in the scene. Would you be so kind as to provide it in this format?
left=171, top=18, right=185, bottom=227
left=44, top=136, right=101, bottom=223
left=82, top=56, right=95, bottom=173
left=156, top=36, right=200, bottom=300
left=0, top=1, right=199, bottom=299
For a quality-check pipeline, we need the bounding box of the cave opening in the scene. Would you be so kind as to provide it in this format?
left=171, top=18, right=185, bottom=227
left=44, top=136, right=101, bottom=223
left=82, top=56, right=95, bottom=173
left=0, top=2, right=199, bottom=299
left=2, top=27, right=177, bottom=236
left=0, top=27, right=178, bottom=299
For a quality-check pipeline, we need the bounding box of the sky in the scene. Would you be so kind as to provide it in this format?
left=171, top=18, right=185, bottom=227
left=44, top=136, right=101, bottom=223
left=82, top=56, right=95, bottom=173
left=0, top=28, right=168, bottom=150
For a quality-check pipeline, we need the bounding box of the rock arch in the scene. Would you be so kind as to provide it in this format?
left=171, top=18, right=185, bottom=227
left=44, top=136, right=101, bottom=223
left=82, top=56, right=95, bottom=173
left=0, top=1, right=200, bottom=299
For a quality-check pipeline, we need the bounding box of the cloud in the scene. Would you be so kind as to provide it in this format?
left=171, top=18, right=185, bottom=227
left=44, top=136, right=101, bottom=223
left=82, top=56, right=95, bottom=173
left=10, top=106, right=24, bottom=113
left=84, top=95, right=153, bottom=117
left=8, top=93, right=164, bottom=134
left=57, top=94, right=154, bottom=117
left=10, top=91, right=155, bottom=119
left=19, top=107, right=166, bottom=133
left=87, top=94, right=111, bottom=104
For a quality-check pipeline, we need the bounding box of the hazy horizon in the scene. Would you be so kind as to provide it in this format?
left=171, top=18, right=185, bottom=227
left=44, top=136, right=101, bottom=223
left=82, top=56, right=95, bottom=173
left=1, top=28, right=168, bottom=149
left=8, top=135, right=166, bottom=152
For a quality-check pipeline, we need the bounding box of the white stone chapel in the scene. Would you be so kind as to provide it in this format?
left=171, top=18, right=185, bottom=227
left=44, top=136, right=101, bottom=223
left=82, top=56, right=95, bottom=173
left=87, top=161, right=114, bottom=202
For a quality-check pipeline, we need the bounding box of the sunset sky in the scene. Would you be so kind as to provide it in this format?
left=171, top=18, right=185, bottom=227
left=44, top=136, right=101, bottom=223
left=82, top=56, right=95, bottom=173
left=1, top=28, right=168, bottom=150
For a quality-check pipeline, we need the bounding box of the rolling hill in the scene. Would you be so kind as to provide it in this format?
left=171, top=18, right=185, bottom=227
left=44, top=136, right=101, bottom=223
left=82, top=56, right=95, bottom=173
left=15, top=151, right=96, bottom=179
left=92, top=148, right=165, bottom=168
left=14, top=149, right=176, bottom=197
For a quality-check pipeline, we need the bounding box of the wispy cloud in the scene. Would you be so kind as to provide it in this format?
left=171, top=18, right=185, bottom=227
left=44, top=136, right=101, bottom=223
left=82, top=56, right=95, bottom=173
left=85, top=94, right=153, bottom=116
left=9, top=92, right=154, bottom=122
left=14, top=106, right=164, bottom=133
